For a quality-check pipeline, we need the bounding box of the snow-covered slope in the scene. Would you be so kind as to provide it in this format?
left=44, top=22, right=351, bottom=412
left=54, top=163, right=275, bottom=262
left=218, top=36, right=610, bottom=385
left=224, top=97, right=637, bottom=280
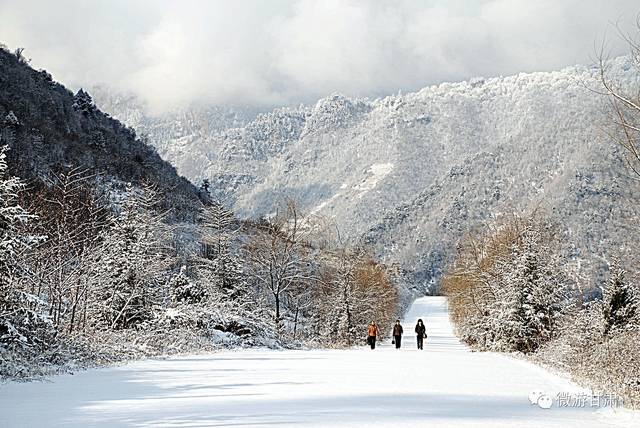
left=2, top=297, right=637, bottom=428
left=91, top=86, right=262, bottom=181
left=94, top=57, right=640, bottom=291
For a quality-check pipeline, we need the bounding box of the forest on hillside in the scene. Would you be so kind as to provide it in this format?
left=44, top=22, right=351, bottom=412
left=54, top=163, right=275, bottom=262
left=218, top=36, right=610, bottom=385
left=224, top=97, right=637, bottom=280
left=0, top=46, right=400, bottom=379
left=443, top=39, right=640, bottom=407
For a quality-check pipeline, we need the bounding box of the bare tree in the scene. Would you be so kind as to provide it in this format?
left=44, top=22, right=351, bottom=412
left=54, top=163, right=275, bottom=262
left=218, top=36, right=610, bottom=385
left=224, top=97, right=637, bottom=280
left=23, top=168, right=108, bottom=333
left=310, top=239, right=398, bottom=346
left=287, top=279, right=314, bottom=340
left=598, top=17, right=640, bottom=179
left=244, top=200, right=316, bottom=331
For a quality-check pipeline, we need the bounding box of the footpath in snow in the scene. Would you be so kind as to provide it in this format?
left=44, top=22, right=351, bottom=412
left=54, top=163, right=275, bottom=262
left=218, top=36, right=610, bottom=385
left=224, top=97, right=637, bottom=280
left=1, top=296, right=638, bottom=427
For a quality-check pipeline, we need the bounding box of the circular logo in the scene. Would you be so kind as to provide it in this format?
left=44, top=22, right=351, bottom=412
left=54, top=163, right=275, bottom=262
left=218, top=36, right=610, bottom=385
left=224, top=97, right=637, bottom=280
left=529, top=391, right=553, bottom=409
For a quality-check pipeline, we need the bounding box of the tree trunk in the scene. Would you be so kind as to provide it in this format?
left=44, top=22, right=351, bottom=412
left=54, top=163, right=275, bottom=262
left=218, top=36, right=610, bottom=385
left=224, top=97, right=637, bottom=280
left=275, top=293, right=281, bottom=330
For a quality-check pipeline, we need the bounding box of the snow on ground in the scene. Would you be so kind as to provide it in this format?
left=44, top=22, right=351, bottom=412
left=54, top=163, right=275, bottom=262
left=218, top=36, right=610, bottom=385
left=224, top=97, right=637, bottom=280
left=353, top=163, right=393, bottom=199
left=309, top=163, right=394, bottom=216
left=1, top=297, right=638, bottom=428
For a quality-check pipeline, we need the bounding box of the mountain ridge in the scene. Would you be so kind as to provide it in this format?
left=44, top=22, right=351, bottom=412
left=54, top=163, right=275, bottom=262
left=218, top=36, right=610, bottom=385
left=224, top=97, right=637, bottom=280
left=0, top=48, right=203, bottom=221
left=93, top=57, right=640, bottom=291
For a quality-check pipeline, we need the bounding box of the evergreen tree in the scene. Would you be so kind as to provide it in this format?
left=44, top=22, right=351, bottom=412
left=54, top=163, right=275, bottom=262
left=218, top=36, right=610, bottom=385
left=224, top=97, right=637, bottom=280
left=200, top=202, right=246, bottom=300
left=171, top=265, right=207, bottom=304
left=92, top=184, right=167, bottom=330
left=3, top=111, right=20, bottom=128
left=493, top=220, right=569, bottom=353
left=198, top=179, right=211, bottom=203
left=602, top=258, right=638, bottom=334
left=72, top=88, right=96, bottom=116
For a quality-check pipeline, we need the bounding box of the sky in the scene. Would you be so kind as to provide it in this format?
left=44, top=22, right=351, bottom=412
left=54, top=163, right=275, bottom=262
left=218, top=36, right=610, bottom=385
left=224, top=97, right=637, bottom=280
left=0, top=0, right=638, bottom=113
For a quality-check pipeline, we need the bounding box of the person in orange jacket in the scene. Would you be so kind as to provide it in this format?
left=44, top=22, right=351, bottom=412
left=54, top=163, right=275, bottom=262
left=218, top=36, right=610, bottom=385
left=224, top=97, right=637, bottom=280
left=367, top=321, right=380, bottom=349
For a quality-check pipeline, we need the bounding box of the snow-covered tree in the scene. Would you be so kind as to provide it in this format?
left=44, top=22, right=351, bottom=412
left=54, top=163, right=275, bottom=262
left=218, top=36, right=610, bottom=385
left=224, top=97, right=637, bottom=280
left=26, top=168, right=107, bottom=332
left=3, top=111, right=20, bottom=128
left=316, top=246, right=363, bottom=345
left=310, top=246, right=398, bottom=346
left=90, top=183, right=168, bottom=330
left=601, top=258, right=638, bottom=334
left=170, top=265, right=207, bottom=304
left=198, top=179, right=212, bottom=203
left=245, top=200, right=316, bottom=331
left=72, top=88, right=96, bottom=116
left=496, top=221, right=569, bottom=352
left=444, top=214, right=572, bottom=353
left=199, top=202, right=246, bottom=300
left=0, top=145, right=32, bottom=279
left=0, top=145, right=51, bottom=352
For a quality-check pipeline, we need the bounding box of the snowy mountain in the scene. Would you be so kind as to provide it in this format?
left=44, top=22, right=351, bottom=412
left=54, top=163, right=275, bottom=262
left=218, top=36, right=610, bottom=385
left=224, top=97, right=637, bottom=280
left=90, top=87, right=262, bottom=183
left=94, top=57, right=640, bottom=291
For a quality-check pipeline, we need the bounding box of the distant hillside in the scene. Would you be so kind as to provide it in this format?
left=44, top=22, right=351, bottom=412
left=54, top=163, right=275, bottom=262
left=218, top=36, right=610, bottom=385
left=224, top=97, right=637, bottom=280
left=0, top=48, right=202, bottom=221
left=95, top=58, right=640, bottom=292
left=90, top=86, right=261, bottom=183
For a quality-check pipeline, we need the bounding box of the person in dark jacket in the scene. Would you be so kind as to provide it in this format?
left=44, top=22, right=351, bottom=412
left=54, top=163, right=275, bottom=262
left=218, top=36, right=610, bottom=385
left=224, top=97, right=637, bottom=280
left=367, top=321, right=380, bottom=349
left=392, top=320, right=403, bottom=349
left=415, top=319, right=426, bottom=350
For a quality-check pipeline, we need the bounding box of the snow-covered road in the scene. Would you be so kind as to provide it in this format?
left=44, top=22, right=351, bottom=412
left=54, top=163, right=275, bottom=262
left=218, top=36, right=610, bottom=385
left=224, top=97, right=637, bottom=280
left=1, top=297, right=638, bottom=428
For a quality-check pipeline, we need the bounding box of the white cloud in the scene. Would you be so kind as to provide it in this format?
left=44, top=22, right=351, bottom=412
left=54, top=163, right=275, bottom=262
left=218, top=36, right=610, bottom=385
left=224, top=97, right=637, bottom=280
left=0, top=0, right=637, bottom=112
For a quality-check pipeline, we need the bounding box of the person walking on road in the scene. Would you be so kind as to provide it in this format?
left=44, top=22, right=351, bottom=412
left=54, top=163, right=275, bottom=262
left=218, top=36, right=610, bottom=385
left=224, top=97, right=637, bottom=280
left=392, top=320, right=403, bottom=349
left=415, top=319, right=426, bottom=350
left=367, top=321, right=380, bottom=349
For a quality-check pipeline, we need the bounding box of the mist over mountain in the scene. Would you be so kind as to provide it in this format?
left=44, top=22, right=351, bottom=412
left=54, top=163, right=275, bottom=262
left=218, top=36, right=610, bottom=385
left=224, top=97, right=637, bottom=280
left=93, top=57, right=640, bottom=292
